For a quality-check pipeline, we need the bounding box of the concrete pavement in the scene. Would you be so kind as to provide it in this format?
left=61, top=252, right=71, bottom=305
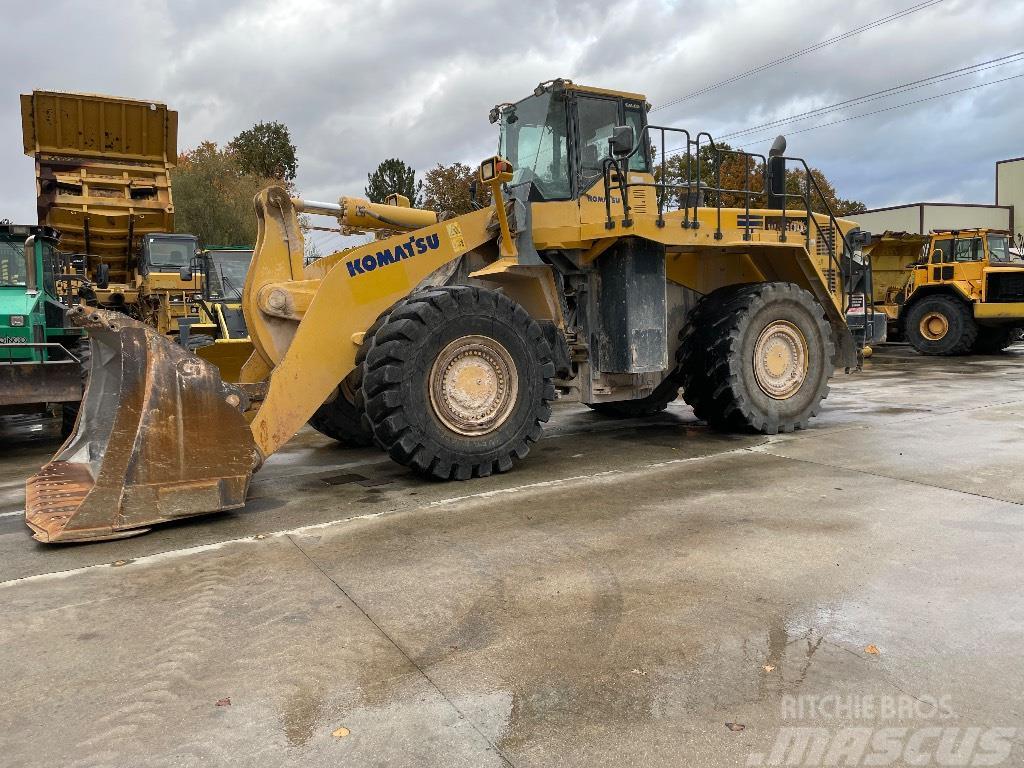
left=1, top=346, right=1022, bottom=767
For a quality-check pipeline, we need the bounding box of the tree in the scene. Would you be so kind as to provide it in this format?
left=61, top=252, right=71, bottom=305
left=421, top=162, right=491, bottom=215
left=171, top=141, right=277, bottom=248
left=365, top=158, right=422, bottom=205
left=227, top=121, right=298, bottom=184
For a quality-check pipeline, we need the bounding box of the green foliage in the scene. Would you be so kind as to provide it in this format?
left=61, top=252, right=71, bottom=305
left=171, top=141, right=277, bottom=248
left=421, top=162, right=490, bottom=215
left=365, top=158, right=422, bottom=205
left=227, top=121, right=298, bottom=183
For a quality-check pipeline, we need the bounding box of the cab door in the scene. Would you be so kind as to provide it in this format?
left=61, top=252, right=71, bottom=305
left=948, top=235, right=985, bottom=299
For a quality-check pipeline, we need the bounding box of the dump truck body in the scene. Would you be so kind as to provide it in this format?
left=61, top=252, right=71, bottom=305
left=27, top=80, right=866, bottom=542
left=21, top=90, right=177, bottom=288
left=20, top=90, right=248, bottom=377
left=865, top=228, right=1024, bottom=354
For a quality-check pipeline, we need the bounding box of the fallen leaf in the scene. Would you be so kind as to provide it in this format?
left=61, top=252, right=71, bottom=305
left=865, top=645, right=880, bottom=655
left=725, top=722, right=745, bottom=732
left=112, top=560, right=127, bottom=567
left=332, top=726, right=351, bottom=739
left=630, top=668, right=647, bottom=676
left=216, top=697, right=231, bottom=707
left=763, top=664, right=775, bottom=672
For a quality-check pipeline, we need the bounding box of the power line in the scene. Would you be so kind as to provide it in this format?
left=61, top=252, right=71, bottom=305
left=717, top=51, right=1024, bottom=141
left=735, top=71, right=1024, bottom=148
left=657, top=53, right=1024, bottom=159
left=652, top=0, right=946, bottom=112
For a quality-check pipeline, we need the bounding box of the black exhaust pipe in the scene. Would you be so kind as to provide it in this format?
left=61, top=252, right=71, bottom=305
left=766, top=135, right=786, bottom=210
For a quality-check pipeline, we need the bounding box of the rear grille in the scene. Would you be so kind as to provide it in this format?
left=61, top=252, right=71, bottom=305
left=987, top=272, right=1024, bottom=302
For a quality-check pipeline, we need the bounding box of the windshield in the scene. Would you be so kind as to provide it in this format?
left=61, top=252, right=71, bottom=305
left=146, top=237, right=197, bottom=271
left=498, top=93, right=570, bottom=200
left=0, top=238, right=27, bottom=286
left=987, top=234, right=1013, bottom=263
left=206, top=250, right=252, bottom=301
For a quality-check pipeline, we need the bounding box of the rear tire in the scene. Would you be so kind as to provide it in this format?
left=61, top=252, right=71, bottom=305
left=363, top=286, right=555, bottom=480
left=971, top=326, right=1013, bottom=354
left=904, top=295, right=976, bottom=355
left=678, top=282, right=834, bottom=434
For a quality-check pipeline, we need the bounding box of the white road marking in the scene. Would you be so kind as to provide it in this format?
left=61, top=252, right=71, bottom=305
left=0, top=444, right=763, bottom=589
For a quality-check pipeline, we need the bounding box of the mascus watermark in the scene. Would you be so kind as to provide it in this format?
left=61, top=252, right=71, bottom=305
left=746, top=695, right=1017, bottom=767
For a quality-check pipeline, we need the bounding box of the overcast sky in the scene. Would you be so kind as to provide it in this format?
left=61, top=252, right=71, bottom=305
left=3, top=0, right=1022, bottom=253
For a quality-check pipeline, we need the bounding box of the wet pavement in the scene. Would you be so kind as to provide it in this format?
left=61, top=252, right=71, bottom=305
left=1, top=345, right=1023, bottom=767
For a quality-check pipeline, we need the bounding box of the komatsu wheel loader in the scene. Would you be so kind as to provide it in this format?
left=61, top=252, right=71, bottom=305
left=25, top=79, right=869, bottom=543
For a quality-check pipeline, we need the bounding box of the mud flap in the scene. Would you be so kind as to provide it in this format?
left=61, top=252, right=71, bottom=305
left=25, top=308, right=260, bottom=543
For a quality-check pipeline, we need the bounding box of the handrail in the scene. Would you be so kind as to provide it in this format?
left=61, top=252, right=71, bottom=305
left=600, top=125, right=873, bottom=355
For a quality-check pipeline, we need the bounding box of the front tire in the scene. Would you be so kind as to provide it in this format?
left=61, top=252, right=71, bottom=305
left=904, top=295, right=976, bottom=355
left=362, top=286, right=555, bottom=480
left=678, top=282, right=834, bottom=434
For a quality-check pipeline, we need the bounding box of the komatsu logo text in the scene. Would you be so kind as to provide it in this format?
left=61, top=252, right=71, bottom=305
left=345, top=234, right=440, bottom=277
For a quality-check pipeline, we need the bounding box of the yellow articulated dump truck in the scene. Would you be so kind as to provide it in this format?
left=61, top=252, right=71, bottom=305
left=866, top=229, right=1024, bottom=354
left=19, top=89, right=252, bottom=376
left=26, top=79, right=869, bottom=543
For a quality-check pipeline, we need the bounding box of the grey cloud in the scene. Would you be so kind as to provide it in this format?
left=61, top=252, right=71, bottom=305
left=1, top=0, right=1022, bottom=245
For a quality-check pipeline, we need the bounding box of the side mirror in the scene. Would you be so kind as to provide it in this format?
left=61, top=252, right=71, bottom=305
left=609, top=125, right=634, bottom=157
left=179, top=265, right=193, bottom=282
left=97, top=262, right=110, bottom=289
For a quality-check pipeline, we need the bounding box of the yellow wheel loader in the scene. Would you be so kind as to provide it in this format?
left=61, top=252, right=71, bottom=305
left=866, top=229, right=1024, bottom=354
left=25, top=79, right=869, bottom=543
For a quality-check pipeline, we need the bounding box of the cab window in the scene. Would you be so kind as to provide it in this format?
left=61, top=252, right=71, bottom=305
left=41, top=240, right=57, bottom=295
left=954, top=237, right=982, bottom=262
left=931, top=240, right=951, bottom=263
left=577, top=96, right=620, bottom=180
left=624, top=105, right=650, bottom=172
left=498, top=93, right=570, bottom=201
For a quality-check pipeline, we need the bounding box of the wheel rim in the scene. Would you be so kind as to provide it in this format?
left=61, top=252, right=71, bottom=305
left=753, top=320, right=809, bottom=400
left=429, top=335, right=518, bottom=436
left=919, top=311, right=949, bottom=341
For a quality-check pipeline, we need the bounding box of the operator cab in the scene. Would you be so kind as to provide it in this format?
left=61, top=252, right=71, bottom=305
left=140, top=233, right=200, bottom=275
left=924, top=229, right=1021, bottom=268
left=493, top=79, right=651, bottom=202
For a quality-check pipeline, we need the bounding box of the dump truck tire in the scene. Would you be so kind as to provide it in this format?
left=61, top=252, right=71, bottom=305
left=904, top=295, right=976, bottom=355
left=307, top=309, right=394, bottom=447
left=60, top=337, right=92, bottom=439
left=363, top=286, right=555, bottom=480
left=678, top=282, right=834, bottom=434
left=971, top=326, right=1013, bottom=354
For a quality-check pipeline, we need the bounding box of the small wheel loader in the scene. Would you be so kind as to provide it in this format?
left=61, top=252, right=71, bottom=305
left=25, top=79, right=869, bottom=543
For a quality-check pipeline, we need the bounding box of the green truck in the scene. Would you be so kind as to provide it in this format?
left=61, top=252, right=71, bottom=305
left=0, top=223, right=85, bottom=436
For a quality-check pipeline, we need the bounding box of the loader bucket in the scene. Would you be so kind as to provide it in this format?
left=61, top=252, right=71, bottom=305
left=25, top=308, right=261, bottom=543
